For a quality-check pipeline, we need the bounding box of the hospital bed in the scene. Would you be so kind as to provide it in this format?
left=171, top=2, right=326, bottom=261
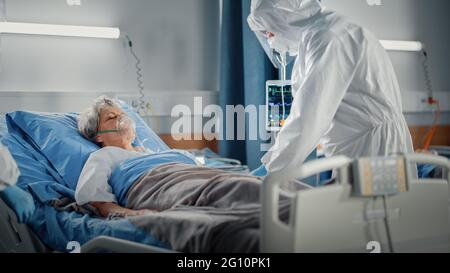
left=0, top=197, right=50, bottom=253
left=0, top=198, right=173, bottom=253
left=1, top=152, right=449, bottom=253
left=1, top=111, right=449, bottom=253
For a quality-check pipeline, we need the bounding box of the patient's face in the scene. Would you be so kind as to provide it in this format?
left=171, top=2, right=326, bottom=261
left=96, top=106, right=134, bottom=148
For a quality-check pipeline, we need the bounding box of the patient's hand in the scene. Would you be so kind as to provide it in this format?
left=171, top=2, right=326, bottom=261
left=91, top=202, right=157, bottom=218
left=125, top=209, right=157, bottom=217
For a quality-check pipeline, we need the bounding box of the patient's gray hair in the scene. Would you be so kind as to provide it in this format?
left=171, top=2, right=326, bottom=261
left=78, top=96, right=121, bottom=140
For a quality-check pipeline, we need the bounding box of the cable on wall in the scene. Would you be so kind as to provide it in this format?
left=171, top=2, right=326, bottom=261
left=124, top=34, right=147, bottom=116
left=0, top=0, right=7, bottom=73
left=420, top=49, right=441, bottom=151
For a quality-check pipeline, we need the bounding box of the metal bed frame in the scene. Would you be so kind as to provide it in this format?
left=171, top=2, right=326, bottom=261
left=262, top=153, right=450, bottom=252
left=1, top=153, right=449, bottom=253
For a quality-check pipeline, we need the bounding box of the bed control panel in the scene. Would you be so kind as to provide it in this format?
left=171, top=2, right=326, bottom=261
left=352, top=156, right=408, bottom=197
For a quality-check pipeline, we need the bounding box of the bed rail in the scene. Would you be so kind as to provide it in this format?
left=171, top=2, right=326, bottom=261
left=81, top=236, right=176, bottom=253
left=261, top=156, right=353, bottom=252
left=0, top=197, right=50, bottom=253
left=261, top=153, right=450, bottom=253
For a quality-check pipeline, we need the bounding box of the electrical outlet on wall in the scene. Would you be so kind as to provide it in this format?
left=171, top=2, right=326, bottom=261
left=403, top=91, right=450, bottom=113
left=130, top=99, right=139, bottom=109
left=116, top=94, right=152, bottom=116
left=418, top=95, right=436, bottom=112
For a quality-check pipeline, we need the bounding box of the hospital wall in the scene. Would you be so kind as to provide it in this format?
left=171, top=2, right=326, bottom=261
left=0, top=0, right=220, bottom=145
left=0, top=0, right=448, bottom=151
left=0, top=0, right=220, bottom=93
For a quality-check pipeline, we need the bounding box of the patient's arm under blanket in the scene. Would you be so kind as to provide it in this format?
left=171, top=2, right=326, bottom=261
left=125, top=163, right=291, bottom=253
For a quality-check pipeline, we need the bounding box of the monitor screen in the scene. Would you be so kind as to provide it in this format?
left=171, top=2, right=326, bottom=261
left=266, top=81, right=293, bottom=131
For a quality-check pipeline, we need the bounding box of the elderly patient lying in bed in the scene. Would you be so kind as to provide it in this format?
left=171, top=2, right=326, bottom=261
left=75, top=96, right=271, bottom=217
left=75, top=96, right=293, bottom=252
left=75, top=96, right=155, bottom=217
left=76, top=96, right=212, bottom=217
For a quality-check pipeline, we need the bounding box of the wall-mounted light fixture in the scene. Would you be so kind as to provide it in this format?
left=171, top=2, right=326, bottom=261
left=380, top=40, right=423, bottom=52
left=0, top=22, right=120, bottom=39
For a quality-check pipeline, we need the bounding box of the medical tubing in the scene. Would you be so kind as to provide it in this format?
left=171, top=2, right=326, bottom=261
left=422, top=50, right=433, bottom=99
left=382, top=195, right=395, bottom=253
left=281, top=86, right=286, bottom=123
left=420, top=50, right=441, bottom=151
left=280, top=53, right=287, bottom=125
left=422, top=100, right=440, bottom=151
left=125, top=35, right=146, bottom=116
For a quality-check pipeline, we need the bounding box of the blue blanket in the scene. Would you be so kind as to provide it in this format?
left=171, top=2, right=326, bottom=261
left=110, top=151, right=198, bottom=206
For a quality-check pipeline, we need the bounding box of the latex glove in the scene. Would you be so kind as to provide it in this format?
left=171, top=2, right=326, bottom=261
left=250, top=165, right=268, bottom=177
left=0, top=186, right=35, bottom=224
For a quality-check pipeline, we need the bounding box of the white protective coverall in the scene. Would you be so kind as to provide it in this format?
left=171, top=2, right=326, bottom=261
left=248, top=0, right=414, bottom=173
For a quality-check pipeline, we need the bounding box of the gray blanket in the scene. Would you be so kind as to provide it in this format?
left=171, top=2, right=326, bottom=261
left=125, top=163, right=292, bottom=253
